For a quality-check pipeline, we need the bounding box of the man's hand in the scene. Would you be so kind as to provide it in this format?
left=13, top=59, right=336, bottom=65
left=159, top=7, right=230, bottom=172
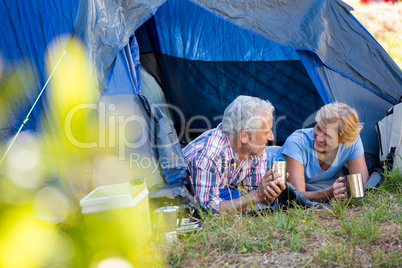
left=332, top=176, right=348, bottom=201
left=254, top=169, right=286, bottom=203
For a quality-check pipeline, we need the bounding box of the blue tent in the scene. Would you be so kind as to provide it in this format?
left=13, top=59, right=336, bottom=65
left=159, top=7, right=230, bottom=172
left=1, top=0, right=402, bottom=188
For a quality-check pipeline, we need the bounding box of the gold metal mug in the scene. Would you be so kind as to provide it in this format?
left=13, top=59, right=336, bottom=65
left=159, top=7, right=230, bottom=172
left=346, top=173, right=364, bottom=198
left=269, top=161, right=286, bottom=184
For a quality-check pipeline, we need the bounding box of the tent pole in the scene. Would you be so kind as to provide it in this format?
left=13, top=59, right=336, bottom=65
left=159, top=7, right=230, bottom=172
left=0, top=50, right=67, bottom=165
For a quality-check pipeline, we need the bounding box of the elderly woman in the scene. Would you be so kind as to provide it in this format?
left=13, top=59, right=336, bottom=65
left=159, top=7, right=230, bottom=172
left=269, top=102, right=369, bottom=203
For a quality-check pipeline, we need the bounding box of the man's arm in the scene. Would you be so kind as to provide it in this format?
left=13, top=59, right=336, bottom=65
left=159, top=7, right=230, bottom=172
left=190, top=158, right=285, bottom=213
left=286, top=156, right=346, bottom=203
left=218, top=170, right=286, bottom=213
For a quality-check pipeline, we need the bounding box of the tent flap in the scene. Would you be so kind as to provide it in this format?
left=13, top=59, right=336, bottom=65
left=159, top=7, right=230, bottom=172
left=189, top=0, right=402, bottom=102
left=73, top=0, right=166, bottom=90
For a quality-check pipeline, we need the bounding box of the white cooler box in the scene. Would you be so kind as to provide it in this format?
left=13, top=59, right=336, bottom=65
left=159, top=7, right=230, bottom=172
left=80, top=182, right=152, bottom=250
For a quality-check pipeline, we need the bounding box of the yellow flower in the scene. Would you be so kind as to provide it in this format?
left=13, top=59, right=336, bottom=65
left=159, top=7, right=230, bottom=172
left=302, top=220, right=306, bottom=223
left=336, top=243, right=340, bottom=246
left=242, top=247, right=247, bottom=252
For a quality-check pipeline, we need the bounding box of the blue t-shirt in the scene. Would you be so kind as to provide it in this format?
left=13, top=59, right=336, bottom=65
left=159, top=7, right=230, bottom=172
left=267, top=128, right=364, bottom=184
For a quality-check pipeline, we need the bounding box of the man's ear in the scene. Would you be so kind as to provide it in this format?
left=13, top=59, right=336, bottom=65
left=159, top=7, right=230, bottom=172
left=240, top=130, right=249, bottom=144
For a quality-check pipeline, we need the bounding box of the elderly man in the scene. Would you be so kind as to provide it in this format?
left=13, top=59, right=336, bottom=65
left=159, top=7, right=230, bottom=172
left=183, top=95, right=286, bottom=214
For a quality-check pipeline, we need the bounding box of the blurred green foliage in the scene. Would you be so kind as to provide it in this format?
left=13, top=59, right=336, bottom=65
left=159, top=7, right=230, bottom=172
left=0, top=37, right=161, bottom=267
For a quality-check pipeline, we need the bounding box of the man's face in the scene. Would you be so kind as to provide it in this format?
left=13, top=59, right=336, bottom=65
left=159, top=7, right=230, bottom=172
left=245, top=113, right=274, bottom=156
left=313, top=123, right=340, bottom=155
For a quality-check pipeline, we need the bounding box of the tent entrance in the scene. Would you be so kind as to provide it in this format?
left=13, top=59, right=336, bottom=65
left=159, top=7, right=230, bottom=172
left=139, top=52, right=324, bottom=145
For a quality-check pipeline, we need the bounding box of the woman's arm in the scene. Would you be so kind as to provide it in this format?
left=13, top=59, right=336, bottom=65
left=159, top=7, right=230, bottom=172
left=285, top=156, right=306, bottom=191
left=347, top=154, right=369, bottom=183
left=286, top=156, right=338, bottom=202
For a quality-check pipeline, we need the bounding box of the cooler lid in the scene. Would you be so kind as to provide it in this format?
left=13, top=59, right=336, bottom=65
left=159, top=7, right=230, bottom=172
left=80, top=182, right=148, bottom=214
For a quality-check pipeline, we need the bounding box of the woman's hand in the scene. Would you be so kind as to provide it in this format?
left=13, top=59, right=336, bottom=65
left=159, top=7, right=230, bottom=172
left=332, top=176, right=348, bottom=201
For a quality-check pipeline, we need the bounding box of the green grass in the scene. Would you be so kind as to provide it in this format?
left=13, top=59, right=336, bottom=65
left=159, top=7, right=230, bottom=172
left=163, top=168, right=402, bottom=267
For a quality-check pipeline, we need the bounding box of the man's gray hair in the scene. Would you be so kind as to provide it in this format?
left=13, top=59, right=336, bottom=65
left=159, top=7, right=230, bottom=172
left=221, top=95, right=274, bottom=138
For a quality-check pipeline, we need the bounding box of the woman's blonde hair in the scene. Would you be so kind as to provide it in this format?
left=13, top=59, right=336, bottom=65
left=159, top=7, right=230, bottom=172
left=315, top=102, right=363, bottom=147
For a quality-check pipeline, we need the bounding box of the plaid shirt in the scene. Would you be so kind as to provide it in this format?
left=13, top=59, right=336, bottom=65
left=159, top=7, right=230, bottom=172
left=183, top=124, right=267, bottom=212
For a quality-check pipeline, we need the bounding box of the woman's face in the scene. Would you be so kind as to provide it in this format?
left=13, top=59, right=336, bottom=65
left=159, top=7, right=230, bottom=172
left=313, top=123, right=340, bottom=155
